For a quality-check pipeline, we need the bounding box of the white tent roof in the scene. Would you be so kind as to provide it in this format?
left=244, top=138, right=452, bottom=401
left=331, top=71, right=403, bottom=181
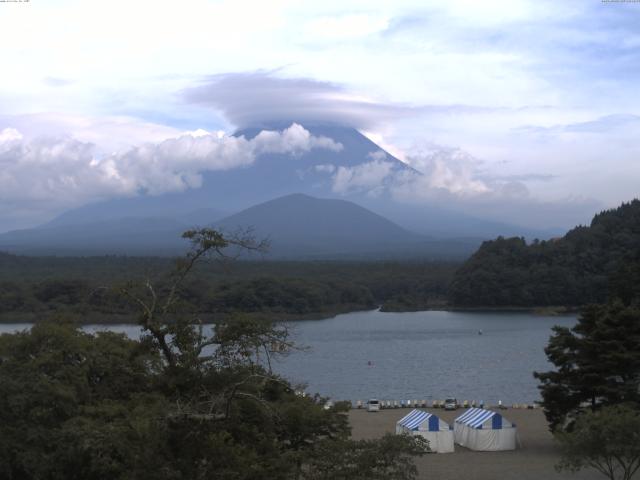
left=455, top=408, right=512, bottom=429
left=397, top=409, right=449, bottom=431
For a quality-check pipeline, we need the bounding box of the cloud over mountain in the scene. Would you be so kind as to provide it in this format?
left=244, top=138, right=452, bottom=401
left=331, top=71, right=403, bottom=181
left=306, top=141, right=596, bottom=230
left=317, top=143, right=506, bottom=201
left=0, top=123, right=341, bottom=228
left=182, top=71, right=427, bottom=130
left=332, top=159, right=395, bottom=196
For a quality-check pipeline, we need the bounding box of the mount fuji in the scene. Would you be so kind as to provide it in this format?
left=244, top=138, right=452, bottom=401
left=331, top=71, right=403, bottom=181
left=0, top=124, right=553, bottom=257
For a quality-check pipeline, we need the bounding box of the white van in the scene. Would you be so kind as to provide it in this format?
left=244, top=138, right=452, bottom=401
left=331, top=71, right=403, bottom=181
left=444, top=398, right=458, bottom=410
left=367, top=399, right=380, bottom=412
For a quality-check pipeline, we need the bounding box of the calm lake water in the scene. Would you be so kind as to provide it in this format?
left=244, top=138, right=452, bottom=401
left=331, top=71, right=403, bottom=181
left=0, top=309, right=575, bottom=404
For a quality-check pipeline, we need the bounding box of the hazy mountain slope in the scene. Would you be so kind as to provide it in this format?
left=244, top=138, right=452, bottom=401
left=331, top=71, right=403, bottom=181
left=0, top=217, right=189, bottom=256
left=0, top=193, right=480, bottom=258
left=46, top=196, right=227, bottom=228
left=44, top=125, right=408, bottom=228
left=4, top=123, right=556, bottom=257
left=38, top=124, right=542, bottom=240
left=215, top=193, right=479, bottom=259
left=215, top=193, right=420, bottom=252
left=366, top=200, right=560, bottom=239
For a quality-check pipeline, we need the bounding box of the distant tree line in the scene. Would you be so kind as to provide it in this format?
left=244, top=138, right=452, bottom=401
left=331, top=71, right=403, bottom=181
left=0, top=255, right=457, bottom=322
left=449, top=200, right=640, bottom=307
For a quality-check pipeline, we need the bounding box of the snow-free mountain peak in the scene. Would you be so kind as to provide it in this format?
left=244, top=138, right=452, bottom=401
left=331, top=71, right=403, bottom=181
left=15, top=123, right=552, bottom=248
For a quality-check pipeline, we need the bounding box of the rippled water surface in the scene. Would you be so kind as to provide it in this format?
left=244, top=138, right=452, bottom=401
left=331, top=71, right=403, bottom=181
left=276, top=310, right=576, bottom=404
left=0, top=309, right=575, bottom=404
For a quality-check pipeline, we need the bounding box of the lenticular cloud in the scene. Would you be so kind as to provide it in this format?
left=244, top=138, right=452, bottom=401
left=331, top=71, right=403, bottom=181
left=182, top=71, right=420, bottom=130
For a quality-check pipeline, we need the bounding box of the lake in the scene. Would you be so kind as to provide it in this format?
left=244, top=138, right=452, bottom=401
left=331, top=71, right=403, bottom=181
left=0, top=309, right=575, bottom=404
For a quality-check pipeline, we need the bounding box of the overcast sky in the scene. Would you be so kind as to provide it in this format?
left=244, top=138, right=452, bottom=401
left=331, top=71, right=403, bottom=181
left=1, top=0, right=639, bottom=230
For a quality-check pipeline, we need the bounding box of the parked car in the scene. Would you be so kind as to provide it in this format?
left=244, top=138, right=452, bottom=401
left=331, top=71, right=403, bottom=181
left=367, top=399, right=380, bottom=412
left=444, top=398, right=458, bottom=410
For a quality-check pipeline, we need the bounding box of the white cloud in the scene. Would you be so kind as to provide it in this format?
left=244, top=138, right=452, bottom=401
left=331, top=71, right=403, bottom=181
left=305, top=14, right=390, bottom=40
left=402, top=145, right=491, bottom=196
left=0, top=131, right=110, bottom=208
left=0, top=123, right=342, bottom=224
left=0, top=128, right=22, bottom=143
left=320, top=141, right=566, bottom=229
left=251, top=123, right=342, bottom=154
left=0, top=113, right=183, bottom=154
left=327, top=144, right=492, bottom=199
left=323, top=142, right=597, bottom=230
left=367, top=150, right=387, bottom=161
left=314, top=163, right=336, bottom=173
left=433, top=0, right=538, bottom=26
left=332, top=160, right=395, bottom=195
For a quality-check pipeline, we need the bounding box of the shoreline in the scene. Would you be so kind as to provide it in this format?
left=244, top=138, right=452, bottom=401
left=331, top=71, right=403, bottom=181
left=384, top=305, right=580, bottom=314
left=0, top=304, right=579, bottom=325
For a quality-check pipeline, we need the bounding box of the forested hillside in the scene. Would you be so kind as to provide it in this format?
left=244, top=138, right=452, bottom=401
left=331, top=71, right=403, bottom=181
left=449, top=199, right=640, bottom=307
left=0, top=255, right=457, bottom=322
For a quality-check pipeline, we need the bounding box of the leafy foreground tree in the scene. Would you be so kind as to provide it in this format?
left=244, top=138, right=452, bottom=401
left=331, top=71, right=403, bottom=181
left=304, top=435, right=428, bottom=480
left=534, top=301, right=640, bottom=431
left=0, top=229, right=428, bottom=480
left=556, top=404, right=640, bottom=480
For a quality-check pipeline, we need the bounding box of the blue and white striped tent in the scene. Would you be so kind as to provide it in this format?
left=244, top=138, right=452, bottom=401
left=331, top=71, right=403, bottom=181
left=396, top=409, right=454, bottom=453
left=455, top=408, right=506, bottom=429
left=454, top=408, right=517, bottom=451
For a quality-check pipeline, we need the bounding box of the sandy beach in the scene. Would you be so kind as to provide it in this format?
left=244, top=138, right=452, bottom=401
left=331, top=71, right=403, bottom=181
left=349, top=408, right=602, bottom=480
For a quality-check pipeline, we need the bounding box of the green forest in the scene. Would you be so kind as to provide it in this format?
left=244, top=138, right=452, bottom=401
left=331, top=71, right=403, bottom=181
left=449, top=199, right=640, bottom=307
left=0, top=254, right=456, bottom=323
left=2, top=199, right=640, bottom=321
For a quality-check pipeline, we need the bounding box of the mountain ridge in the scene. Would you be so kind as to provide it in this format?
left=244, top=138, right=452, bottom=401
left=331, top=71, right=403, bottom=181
left=2, top=124, right=558, bottom=255
left=0, top=193, right=481, bottom=259
left=214, top=193, right=425, bottom=258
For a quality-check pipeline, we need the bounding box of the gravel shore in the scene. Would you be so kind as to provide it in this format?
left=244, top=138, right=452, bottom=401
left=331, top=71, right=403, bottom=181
left=349, top=408, right=602, bottom=480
